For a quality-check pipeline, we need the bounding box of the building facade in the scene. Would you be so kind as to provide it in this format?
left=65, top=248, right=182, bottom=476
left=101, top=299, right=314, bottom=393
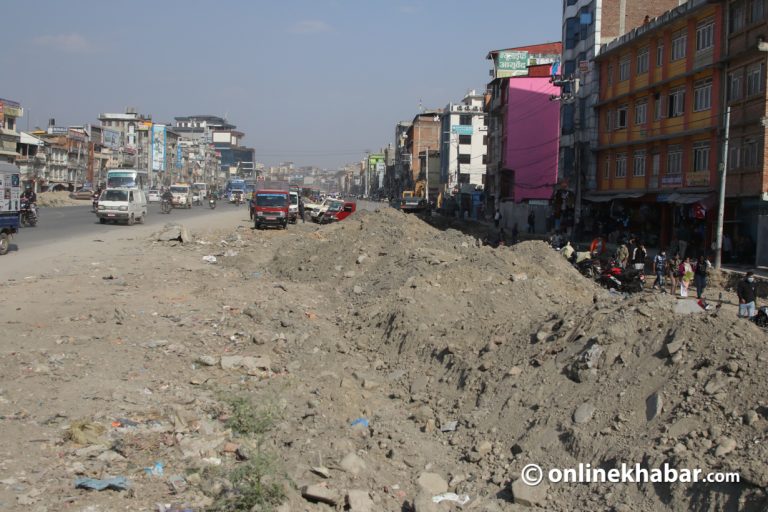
left=439, top=90, right=487, bottom=196
left=405, top=112, right=442, bottom=199
left=594, top=0, right=723, bottom=252
left=559, top=0, right=684, bottom=221
left=722, top=0, right=768, bottom=265
left=0, top=98, right=22, bottom=163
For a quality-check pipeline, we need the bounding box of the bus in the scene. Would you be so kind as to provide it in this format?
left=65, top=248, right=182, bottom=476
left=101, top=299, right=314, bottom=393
left=106, top=169, right=149, bottom=191
left=225, top=178, right=246, bottom=202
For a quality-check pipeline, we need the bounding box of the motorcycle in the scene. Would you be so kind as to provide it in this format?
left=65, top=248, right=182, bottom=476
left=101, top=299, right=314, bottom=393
left=209, top=197, right=216, bottom=209
left=161, top=198, right=172, bottom=214
left=574, top=257, right=603, bottom=279
left=19, top=198, right=38, bottom=227
left=597, top=262, right=645, bottom=293
left=752, top=305, right=768, bottom=329
left=92, top=193, right=100, bottom=213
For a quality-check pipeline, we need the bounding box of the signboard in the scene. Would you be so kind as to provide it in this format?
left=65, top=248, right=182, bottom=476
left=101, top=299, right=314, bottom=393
left=151, top=124, right=166, bottom=172
left=0, top=99, right=22, bottom=118
left=661, top=175, right=683, bottom=186
left=495, top=51, right=530, bottom=78
left=686, top=172, right=710, bottom=187
left=176, top=144, right=183, bottom=169
left=101, top=128, right=121, bottom=150
left=451, top=125, right=474, bottom=136
left=67, top=128, right=86, bottom=142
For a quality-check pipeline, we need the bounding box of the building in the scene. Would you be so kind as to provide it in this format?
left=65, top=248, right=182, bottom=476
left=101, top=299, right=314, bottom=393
left=404, top=112, right=441, bottom=199
left=16, top=132, right=45, bottom=188
left=174, top=115, right=255, bottom=177
left=98, top=108, right=152, bottom=169
left=594, top=0, right=723, bottom=253
left=393, top=121, right=412, bottom=198
left=485, top=43, right=562, bottom=230
left=0, top=98, right=23, bottom=163
left=722, top=0, right=768, bottom=265
left=559, top=0, right=685, bottom=224
left=439, top=90, right=487, bottom=196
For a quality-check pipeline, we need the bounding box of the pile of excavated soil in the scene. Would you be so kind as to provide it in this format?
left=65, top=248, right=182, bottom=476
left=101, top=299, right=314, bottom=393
left=37, top=191, right=86, bottom=207
left=0, top=207, right=764, bottom=511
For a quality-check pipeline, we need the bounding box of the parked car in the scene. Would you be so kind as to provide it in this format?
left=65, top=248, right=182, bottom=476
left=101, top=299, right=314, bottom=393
left=147, top=189, right=161, bottom=203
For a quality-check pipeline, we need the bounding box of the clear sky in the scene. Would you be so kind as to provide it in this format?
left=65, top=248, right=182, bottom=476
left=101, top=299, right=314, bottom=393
left=1, top=0, right=562, bottom=169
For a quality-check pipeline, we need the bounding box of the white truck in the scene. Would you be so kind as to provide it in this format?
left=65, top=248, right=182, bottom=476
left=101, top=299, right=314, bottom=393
left=0, top=162, right=21, bottom=255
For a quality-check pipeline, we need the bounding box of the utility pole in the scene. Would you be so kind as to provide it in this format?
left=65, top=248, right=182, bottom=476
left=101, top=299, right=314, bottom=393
left=550, top=75, right=581, bottom=234
left=714, top=106, right=731, bottom=270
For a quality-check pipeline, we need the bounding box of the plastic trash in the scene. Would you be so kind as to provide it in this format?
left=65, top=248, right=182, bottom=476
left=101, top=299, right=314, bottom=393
left=75, top=476, right=130, bottom=491
left=144, top=461, right=164, bottom=477
left=112, top=418, right=139, bottom=428
left=432, top=492, right=470, bottom=505
left=202, top=255, right=217, bottom=263
left=350, top=417, right=369, bottom=428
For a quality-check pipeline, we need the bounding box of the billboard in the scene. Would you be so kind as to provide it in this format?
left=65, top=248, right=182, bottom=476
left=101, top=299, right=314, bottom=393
left=493, top=51, right=560, bottom=78
left=452, top=125, right=474, bottom=135
left=151, top=124, right=166, bottom=172
left=101, top=128, right=121, bottom=150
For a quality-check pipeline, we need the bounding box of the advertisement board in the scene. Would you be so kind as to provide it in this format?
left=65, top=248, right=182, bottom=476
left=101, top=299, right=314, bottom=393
left=101, top=128, right=121, bottom=150
left=686, top=172, right=710, bottom=187
left=451, top=125, right=474, bottom=136
left=151, top=124, right=166, bottom=172
left=176, top=144, right=183, bottom=169
left=494, top=51, right=530, bottom=78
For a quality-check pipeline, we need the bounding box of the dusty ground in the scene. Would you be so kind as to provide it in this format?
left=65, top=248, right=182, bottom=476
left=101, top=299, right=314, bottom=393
left=0, top=207, right=765, bottom=512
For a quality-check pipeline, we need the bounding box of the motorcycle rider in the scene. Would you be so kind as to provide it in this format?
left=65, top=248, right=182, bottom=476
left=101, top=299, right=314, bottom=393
left=21, top=188, right=38, bottom=220
left=161, top=189, right=173, bottom=209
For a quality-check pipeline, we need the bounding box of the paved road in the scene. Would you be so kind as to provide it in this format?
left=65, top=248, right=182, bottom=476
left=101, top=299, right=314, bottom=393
left=14, top=200, right=247, bottom=251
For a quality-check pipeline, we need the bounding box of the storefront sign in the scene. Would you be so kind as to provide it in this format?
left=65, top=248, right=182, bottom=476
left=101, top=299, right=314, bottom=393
left=451, top=125, right=473, bottom=135
left=686, top=172, right=710, bottom=187
left=661, top=175, right=682, bottom=186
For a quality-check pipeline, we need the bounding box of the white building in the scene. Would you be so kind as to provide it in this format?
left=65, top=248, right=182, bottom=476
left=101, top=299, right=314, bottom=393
left=440, top=90, right=487, bottom=194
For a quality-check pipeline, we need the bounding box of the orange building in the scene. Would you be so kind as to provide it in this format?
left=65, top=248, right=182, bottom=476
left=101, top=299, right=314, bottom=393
left=593, top=0, right=724, bottom=252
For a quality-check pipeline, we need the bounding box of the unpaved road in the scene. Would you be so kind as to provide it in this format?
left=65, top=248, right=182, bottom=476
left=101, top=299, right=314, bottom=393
left=0, top=207, right=765, bottom=512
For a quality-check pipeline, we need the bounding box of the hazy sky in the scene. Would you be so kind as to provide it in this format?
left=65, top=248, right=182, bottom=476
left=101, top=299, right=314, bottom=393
left=1, top=0, right=561, bottom=168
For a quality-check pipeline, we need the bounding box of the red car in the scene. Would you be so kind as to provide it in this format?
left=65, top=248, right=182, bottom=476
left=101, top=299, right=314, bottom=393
left=318, top=200, right=356, bottom=224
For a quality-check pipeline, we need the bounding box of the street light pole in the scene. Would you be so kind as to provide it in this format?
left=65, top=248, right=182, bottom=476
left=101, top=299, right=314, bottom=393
left=714, top=106, right=731, bottom=270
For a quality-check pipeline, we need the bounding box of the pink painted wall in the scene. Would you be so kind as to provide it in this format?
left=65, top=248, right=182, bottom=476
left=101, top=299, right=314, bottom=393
left=504, top=77, right=560, bottom=202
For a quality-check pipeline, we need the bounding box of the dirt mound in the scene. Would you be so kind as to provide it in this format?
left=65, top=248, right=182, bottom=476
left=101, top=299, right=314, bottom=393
left=38, top=191, right=85, bottom=207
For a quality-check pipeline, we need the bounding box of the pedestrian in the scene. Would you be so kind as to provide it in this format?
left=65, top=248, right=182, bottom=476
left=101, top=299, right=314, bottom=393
left=616, top=241, right=629, bottom=269
left=631, top=240, right=647, bottom=272
left=667, top=252, right=682, bottom=295
left=298, top=197, right=305, bottom=223
left=494, top=208, right=501, bottom=228
left=678, top=256, right=694, bottom=297
left=652, top=249, right=667, bottom=291
left=693, top=254, right=710, bottom=299
left=527, top=210, right=535, bottom=234
left=737, top=271, right=758, bottom=318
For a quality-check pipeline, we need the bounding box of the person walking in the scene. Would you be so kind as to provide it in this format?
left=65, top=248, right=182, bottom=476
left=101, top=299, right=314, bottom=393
left=494, top=209, right=502, bottom=229
left=631, top=240, right=647, bottom=272
left=737, top=271, right=758, bottom=318
left=298, top=197, right=305, bottom=223
left=693, top=255, right=710, bottom=299
left=667, top=252, right=682, bottom=296
left=652, top=250, right=667, bottom=291
left=678, top=256, right=694, bottom=297
left=527, top=210, right=535, bottom=234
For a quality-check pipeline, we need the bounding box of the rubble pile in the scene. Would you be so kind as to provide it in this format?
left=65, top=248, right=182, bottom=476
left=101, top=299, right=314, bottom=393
left=0, top=209, right=765, bottom=511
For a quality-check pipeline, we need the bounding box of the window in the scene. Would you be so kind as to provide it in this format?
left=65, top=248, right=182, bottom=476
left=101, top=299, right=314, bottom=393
left=654, top=93, right=663, bottom=120
left=728, top=70, right=743, bottom=101
left=615, top=154, right=627, bottom=178
left=667, top=145, right=683, bottom=174
left=668, top=87, right=685, bottom=117
left=747, top=62, right=764, bottom=95
left=619, top=57, right=630, bottom=81
left=656, top=41, right=664, bottom=67
left=604, top=158, right=611, bottom=179
left=693, top=142, right=710, bottom=172
left=731, top=1, right=746, bottom=33
left=566, top=17, right=579, bottom=49
left=744, top=138, right=759, bottom=166
left=482, top=154, right=488, bottom=165
left=459, top=115, right=472, bottom=125
left=458, top=134, right=472, bottom=145
left=751, top=0, right=765, bottom=22
left=637, top=47, right=649, bottom=74
left=633, top=150, right=647, bottom=177
left=458, top=153, right=471, bottom=164
left=635, top=99, right=648, bottom=125
left=696, top=20, right=715, bottom=51
left=671, top=32, right=686, bottom=61
left=607, top=63, right=614, bottom=86
left=694, top=79, right=712, bottom=111
left=482, top=135, right=488, bottom=146
left=728, top=141, right=741, bottom=168
left=616, top=106, right=628, bottom=129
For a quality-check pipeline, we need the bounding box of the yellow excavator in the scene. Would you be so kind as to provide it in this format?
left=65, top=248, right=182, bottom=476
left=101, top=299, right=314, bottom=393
left=400, top=181, right=427, bottom=212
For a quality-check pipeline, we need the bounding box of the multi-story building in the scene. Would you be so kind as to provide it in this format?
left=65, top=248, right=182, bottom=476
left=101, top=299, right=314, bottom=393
left=594, top=0, right=723, bottom=252
left=439, top=90, right=487, bottom=196
left=174, top=115, right=255, bottom=178
left=559, top=0, right=683, bottom=222
left=393, top=121, right=412, bottom=198
left=98, top=108, right=152, bottom=167
left=722, top=0, right=768, bottom=265
left=17, top=132, right=46, bottom=188
left=405, top=112, right=441, bottom=199
left=0, top=98, right=23, bottom=163
left=485, top=43, right=562, bottom=230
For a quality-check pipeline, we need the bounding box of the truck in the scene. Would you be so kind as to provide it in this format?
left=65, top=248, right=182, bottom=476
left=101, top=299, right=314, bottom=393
left=252, top=181, right=290, bottom=230
left=0, top=162, right=21, bottom=255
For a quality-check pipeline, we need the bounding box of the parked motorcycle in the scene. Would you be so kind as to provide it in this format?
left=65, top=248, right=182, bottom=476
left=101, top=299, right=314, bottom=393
left=574, top=257, right=603, bottom=279
left=597, top=262, right=645, bottom=293
left=161, top=199, right=172, bottom=214
left=19, top=198, right=38, bottom=227
left=209, top=197, right=216, bottom=209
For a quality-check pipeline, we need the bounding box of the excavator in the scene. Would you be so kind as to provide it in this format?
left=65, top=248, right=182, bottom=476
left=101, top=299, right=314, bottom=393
left=400, top=180, right=427, bottom=213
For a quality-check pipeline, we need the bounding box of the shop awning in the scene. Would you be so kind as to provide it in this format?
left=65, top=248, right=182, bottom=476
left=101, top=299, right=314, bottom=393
left=657, top=192, right=714, bottom=206
left=582, top=192, right=646, bottom=202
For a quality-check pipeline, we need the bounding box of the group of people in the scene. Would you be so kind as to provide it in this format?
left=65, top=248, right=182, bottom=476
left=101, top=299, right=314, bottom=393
left=650, top=251, right=711, bottom=299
